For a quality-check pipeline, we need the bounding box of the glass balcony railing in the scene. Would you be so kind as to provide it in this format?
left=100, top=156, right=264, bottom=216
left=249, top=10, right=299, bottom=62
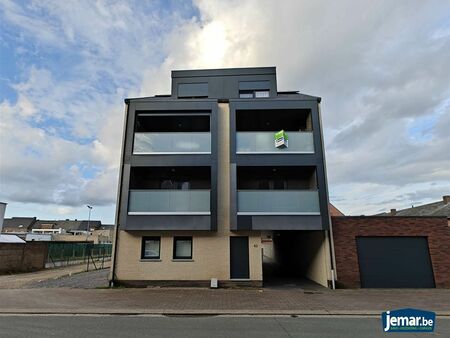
left=237, top=190, right=320, bottom=214
left=128, top=190, right=210, bottom=215
left=236, top=131, right=314, bottom=153
left=134, top=132, right=211, bottom=154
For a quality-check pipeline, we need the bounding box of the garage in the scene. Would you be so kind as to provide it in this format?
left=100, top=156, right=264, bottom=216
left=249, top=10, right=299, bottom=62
left=356, top=236, right=435, bottom=288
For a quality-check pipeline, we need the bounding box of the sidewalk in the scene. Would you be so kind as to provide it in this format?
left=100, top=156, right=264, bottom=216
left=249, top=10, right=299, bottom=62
left=0, top=262, right=110, bottom=289
left=0, top=287, right=449, bottom=316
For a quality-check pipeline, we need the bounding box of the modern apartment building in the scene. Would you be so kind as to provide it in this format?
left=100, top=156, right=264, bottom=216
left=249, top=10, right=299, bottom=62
left=110, top=67, right=334, bottom=287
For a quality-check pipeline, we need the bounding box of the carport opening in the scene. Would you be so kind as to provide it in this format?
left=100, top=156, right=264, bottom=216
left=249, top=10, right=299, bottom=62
left=262, top=230, right=329, bottom=289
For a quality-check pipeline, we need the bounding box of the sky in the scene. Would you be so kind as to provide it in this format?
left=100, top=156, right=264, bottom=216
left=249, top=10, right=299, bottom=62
left=0, top=0, right=449, bottom=223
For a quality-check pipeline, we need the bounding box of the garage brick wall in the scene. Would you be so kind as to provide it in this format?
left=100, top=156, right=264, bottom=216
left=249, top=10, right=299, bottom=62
left=331, top=216, right=450, bottom=288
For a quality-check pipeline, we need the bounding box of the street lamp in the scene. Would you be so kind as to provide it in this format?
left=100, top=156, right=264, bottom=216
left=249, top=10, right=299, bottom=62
left=86, top=205, right=93, bottom=241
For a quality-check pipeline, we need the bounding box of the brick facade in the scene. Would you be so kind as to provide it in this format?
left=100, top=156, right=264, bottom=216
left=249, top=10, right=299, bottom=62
left=332, top=216, right=450, bottom=288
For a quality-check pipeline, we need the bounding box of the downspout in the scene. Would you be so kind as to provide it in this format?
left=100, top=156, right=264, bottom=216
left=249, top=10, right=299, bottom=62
left=318, top=100, right=337, bottom=289
left=109, top=100, right=129, bottom=287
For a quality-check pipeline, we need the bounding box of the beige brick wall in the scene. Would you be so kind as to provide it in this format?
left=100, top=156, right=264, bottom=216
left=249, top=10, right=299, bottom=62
left=115, top=231, right=262, bottom=281
left=114, top=103, right=263, bottom=282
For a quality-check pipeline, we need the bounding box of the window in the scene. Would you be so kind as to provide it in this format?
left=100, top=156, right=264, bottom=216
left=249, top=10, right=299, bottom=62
left=239, top=90, right=269, bottom=98
left=254, top=90, right=269, bottom=98
left=173, top=236, right=193, bottom=259
left=238, top=91, right=254, bottom=98
left=141, top=237, right=160, bottom=259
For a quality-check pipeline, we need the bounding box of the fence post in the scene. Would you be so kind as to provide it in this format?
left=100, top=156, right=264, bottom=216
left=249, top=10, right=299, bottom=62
left=86, top=244, right=89, bottom=272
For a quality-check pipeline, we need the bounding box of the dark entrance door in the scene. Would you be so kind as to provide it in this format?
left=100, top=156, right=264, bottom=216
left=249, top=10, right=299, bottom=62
left=356, top=237, right=435, bottom=288
left=230, top=236, right=249, bottom=279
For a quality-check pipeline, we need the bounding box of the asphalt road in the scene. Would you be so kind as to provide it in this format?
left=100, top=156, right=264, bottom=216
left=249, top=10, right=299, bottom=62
left=0, top=315, right=449, bottom=338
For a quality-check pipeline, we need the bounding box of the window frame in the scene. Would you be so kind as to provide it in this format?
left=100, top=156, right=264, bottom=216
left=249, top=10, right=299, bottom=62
left=173, top=236, right=193, bottom=260
left=141, top=236, right=161, bottom=259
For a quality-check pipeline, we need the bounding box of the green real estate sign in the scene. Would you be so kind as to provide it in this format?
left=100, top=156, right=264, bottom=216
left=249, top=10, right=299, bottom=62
left=274, top=130, right=288, bottom=148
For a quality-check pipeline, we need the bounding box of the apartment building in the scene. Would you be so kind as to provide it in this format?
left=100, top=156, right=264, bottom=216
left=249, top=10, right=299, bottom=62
left=110, top=67, right=334, bottom=287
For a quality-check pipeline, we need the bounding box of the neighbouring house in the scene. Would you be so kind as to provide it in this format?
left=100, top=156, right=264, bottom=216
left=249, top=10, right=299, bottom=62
left=1, top=217, right=113, bottom=243
left=111, top=67, right=334, bottom=288
left=377, top=195, right=450, bottom=225
left=1, top=217, right=37, bottom=235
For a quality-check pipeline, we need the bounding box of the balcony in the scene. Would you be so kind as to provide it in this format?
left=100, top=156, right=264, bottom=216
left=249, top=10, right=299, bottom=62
left=235, top=108, right=314, bottom=154
left=236, top=131, right=314, bottom=153
left=133, top=111, right=211, bottom=154
left=128, top=190, right=210, bottom=215
left=237, top=190, right=320, bottom=215
left=134, top=132, right=211, bottom=154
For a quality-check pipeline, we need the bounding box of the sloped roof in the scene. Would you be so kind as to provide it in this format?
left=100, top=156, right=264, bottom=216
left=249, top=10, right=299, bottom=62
left=2, top=217, right=37, bottom=232
left=378, top=197, right=450, bottom=217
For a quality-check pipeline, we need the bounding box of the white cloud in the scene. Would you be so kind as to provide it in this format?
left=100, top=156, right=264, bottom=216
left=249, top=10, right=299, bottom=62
left=1, top=0, right=449, bottom=221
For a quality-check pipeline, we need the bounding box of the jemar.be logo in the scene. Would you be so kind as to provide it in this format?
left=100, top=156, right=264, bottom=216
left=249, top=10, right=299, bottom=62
left=382, top=308, right=436, bottom=332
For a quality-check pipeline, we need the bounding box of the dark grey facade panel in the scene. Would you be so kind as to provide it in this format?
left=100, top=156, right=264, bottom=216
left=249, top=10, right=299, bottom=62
left=133, top=100, right=217, bottom=111
left=229, top=163, right=238, bottom=231
left=118, top=163, right=131, bottom=229
left=130, top=155, right=212, bottom=167
left=238, top=81, right=270, bottom=90
left=177, top=82, right=208, bottom=98
left=234, top=155, right=319, bottom=167
left=172, top=67, right=276, bottom=78
left=123, top=215, right=211, bottom=231
left=172, top=74, right=277, bottom=99
left=247, top=215, right=323, bottom=230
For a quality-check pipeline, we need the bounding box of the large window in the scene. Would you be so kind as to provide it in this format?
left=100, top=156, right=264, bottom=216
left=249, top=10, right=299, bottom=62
left=141, top=237, right=161, bottom=259
left=173, top=236, right=193, bottom=259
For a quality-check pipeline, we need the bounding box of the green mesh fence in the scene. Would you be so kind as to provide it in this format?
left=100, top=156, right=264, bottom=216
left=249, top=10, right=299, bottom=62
left=47, top=243, right=112, bottom=263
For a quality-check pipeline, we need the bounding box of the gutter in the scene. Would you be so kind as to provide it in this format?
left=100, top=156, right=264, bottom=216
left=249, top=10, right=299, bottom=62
left=109, top=101, right=129, bottom=287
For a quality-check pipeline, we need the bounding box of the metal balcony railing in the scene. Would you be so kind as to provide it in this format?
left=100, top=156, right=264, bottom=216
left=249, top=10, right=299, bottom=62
left=128, top=190, right=210, bottom=215
left=237, top=190, right=320, bottom=215
left=134, top=132, right=211, bottom=154
left=236, top=131, right=314, bottom=154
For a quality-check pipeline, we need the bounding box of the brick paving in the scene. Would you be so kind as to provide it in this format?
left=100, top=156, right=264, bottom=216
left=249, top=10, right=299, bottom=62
left=1, top=267, right=449, bottom=315
left=0, top=287, right=449, bottom=315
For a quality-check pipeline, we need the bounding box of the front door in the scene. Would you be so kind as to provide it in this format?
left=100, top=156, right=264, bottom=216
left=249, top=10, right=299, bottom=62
left=230, top=236, right=249, bottom=279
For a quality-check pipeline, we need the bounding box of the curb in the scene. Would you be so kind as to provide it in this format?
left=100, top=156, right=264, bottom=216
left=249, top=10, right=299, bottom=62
left=0, top=309, right=449, bottom=317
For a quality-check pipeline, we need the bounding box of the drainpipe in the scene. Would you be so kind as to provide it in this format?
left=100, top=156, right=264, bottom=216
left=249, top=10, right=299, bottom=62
left=317, top=101, right=337, bottom=290
left=109, top=100, right=129, bottom=287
